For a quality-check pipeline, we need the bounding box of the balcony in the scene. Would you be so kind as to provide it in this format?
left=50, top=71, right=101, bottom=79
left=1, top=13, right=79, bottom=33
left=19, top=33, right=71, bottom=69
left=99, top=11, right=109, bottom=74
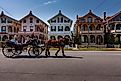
left=80, top=30, right=103, bottom=34
left=49, top=31, right=71, bottom=34
left=18, top=31, right=44, bottom=35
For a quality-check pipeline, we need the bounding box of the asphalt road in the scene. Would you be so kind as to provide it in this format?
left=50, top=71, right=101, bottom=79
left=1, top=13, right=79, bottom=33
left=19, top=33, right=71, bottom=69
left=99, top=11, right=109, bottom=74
left=0, top=51, right=121, bottom=81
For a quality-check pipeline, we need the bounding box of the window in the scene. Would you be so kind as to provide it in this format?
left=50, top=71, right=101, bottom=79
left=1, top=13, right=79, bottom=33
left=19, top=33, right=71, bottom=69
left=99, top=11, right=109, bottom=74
left=58, top=17, right=59, bottom=23
left=81, top=19, right=85, bottom=22
left=81, top=27, right=84, bottom=31
left=61, top=17, right=63, bottom=23
left=30, top=18, right=33, bottom=23
left=8, top=26, right=12, bottom=32
left=1, top=26, right=6, bottom=32
left=68, top=19, right=70, bottom=23
left=36, top=26, right=40, bottom=31
left=88, top=17, right=92, bottom=23
left=36, top=19, right=39, bottom=23
left=119, top=17, right=121, bottom=21
left=51, top=26, right=56, bottom=31
left=64, top=20, right=68, bottom=23
left=23, top=20, right=26, bottom=23
left=1, top=18, right=6, bottom=23
left=51, top=19, right=56, bottom=23
left=50, top=36, right=56, bottom=40
left=7, top=20, right=12, bottom=23
left=58, top=26, right=63, bottom=31
left=20, top=21, right=22, bottom=23
left=23, top=26, right=27, bottom=32
left=30, top=26, right=33, bottom=31
left=65, top=26, right=70, bottom=31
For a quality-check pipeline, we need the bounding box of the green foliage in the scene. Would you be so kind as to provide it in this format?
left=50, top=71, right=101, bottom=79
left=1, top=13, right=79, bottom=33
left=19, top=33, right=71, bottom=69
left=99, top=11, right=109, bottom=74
left=107, top=34, right=114, bottom=44
left=74, top=36, right=81, bottom=44
left=114, top=37, right=119, bottom=44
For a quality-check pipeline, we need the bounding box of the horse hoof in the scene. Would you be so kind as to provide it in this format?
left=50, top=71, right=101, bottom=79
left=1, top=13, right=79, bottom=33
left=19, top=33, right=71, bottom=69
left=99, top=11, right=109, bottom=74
left=55, top=54, right=57, bottom=57
left=45, top=54, right=48, bottom=57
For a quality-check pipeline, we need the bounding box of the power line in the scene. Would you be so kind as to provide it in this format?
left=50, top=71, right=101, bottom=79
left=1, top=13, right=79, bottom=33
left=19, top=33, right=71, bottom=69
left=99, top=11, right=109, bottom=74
left=94, top=0, right=107, bottom=11
left=0, top=6, right=13, bottom=17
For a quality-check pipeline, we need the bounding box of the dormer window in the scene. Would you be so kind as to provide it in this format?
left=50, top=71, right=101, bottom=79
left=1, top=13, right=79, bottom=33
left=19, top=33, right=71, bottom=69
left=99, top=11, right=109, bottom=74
left=1, top=18, right=6, bottom=23
left=119, top=17, right=121, bottom=21
left=36, top=19, right=39, bottom=23
left=51, top=19, right=56, bottom=23
left=30, top=18, right=33, bottom=23
left=61, top=17, right=63, bottom=23
left=81, top=18, right=85, bottom=22
left=23, top=20, right=26, bottom=23
left=58, top=17, right=59, bottom=23
left=7, top=20, right=12, bottom=23
left=88, top=17, right=92, bottom=23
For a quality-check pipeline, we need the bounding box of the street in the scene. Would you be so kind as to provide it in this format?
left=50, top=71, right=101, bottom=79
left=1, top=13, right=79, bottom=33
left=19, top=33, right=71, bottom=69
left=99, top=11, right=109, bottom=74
left=0, top=51, right=121, bottom=81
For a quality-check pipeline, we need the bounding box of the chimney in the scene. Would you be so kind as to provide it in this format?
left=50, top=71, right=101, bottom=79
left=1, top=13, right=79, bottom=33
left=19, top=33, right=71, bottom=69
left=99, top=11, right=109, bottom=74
left=76, top=15, right=78, bottom=19
left=29, top=11, right=32, bottom=15
left=59, top=10, right=61, bottom=14
left=1, top=11, right=4, bottom=16
left=104, top=12, right=106, bottom=21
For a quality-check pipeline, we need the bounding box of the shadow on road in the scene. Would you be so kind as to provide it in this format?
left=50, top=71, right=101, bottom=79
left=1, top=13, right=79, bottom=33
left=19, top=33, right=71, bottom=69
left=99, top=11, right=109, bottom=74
left=11, top=55, right=83, bottom=59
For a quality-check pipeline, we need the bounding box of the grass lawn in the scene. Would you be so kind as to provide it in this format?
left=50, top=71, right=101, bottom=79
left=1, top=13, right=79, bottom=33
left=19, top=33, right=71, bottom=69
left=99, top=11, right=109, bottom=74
left=50, top=47, right=121, bottom=51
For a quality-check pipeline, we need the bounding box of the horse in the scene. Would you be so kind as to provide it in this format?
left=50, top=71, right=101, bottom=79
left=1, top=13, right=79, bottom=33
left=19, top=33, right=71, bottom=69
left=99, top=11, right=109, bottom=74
left=45, top=37, right=72, bottom=57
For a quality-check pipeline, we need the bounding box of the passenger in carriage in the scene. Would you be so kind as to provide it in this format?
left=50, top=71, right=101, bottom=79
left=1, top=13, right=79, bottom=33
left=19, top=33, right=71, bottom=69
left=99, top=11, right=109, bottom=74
left=9, top=35, right=19, bottom=45
left=8, top=35, right=23, bottom=51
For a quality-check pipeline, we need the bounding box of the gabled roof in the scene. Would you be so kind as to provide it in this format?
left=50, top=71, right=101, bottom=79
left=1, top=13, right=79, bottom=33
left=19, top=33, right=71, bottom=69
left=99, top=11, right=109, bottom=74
left=19, top=11, right=48, bottom=26
left=47, top=10, right=73, bottom=23
left=78, top=10, right=102, bottom=21
left=0, top=11, right=19, bottom=22
left=106, top=10, right=121, bottom=21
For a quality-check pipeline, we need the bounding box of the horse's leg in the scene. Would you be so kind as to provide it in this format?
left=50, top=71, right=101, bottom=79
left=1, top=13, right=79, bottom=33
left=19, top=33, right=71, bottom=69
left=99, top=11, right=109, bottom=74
left=62, top=46, right=66, bottom=57
left=48, top=47, right=50, bottom=56
left=45, top=47, right=48, bottom=57
left=45, top=46, right=50, bottom=57
left=55, top=47, right=60, bottom=57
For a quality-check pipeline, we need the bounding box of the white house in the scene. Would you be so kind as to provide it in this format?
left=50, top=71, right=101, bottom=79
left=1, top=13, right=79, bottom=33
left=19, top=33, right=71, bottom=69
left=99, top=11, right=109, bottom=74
left=47, top=10, right=73, bottom=40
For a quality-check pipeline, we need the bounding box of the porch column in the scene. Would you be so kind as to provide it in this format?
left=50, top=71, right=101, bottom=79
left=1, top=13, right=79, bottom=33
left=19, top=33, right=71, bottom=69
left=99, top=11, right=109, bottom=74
left=114, top=23, right=117, bottom=32
left=88, top=25, right=90, bottom=46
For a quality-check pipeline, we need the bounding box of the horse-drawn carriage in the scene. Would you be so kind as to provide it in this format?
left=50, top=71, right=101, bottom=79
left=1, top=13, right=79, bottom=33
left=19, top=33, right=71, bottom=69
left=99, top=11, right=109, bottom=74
left=1, top=36, right=73, bottom=58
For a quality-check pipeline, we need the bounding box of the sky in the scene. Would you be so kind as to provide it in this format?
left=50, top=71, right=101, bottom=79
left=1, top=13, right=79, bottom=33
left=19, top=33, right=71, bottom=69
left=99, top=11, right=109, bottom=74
left=0, top=0, right=121, bottom=26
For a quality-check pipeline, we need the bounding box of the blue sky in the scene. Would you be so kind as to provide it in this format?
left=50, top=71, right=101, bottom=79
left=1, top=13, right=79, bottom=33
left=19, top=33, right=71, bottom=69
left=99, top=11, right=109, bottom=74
left=0, top=0, right=121, bottom=25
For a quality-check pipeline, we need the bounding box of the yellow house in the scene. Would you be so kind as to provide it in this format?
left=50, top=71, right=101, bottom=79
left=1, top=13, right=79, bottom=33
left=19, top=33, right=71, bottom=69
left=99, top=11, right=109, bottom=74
left=75, top=10, right=104, bottom=46
left=0, top=11, right=21, bottom=43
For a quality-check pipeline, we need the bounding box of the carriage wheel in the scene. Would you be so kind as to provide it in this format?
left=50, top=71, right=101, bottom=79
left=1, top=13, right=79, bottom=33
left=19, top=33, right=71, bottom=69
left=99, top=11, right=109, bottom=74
left=12, top=49, right=22, bottom=56
left=2, top=45, right=15, bottom=58
left=28, top=47, right=40, bottom=57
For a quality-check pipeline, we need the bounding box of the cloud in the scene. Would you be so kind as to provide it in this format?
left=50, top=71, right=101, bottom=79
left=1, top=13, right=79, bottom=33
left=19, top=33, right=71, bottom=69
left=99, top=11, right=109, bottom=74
left=30, top=0, right=57, bottom=10
left=43, top=0, right=57, bottom=5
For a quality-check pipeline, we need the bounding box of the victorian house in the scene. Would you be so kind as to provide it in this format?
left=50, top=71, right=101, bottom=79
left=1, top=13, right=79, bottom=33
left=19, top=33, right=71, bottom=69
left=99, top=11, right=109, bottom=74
left=75, top=10, right=104, bottom=46
left=0, top=11, right=21, bottom=43
left=47, top=10, right=73, bottom=40
left=19, top=11, right=48, bottom=44
left=106, top=11, right=121, bottom=44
